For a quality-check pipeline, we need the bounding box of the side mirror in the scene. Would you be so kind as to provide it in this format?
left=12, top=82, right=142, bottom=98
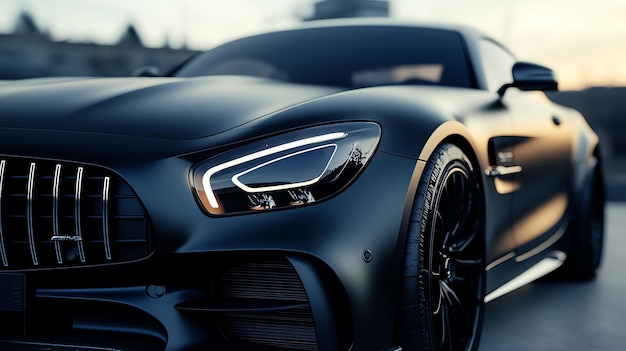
left=132, top=65, right=161, bottom=77
left=497, top=62, right=558, bottom=97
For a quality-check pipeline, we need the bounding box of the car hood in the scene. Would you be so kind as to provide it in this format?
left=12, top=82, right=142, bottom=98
left=0, top=76, right=343, bottom=139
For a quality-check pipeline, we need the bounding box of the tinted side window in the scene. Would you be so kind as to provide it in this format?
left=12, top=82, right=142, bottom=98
left=479, top=39, right=516, bottom=92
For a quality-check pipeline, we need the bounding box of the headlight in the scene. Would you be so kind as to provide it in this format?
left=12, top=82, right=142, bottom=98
left=191, top=122, right=381, bottom=215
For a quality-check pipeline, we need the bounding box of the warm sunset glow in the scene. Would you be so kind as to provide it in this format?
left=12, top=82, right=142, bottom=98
left=392, top=0, right=626, bottom=90
left=0, top=0, right=624, bottom=90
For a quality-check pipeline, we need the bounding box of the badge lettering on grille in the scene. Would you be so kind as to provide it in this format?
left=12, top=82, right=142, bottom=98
left=51, top=235, right=82, bottom=242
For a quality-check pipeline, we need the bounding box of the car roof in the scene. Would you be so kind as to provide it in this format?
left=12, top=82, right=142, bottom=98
left=270, top=17, right=488, bottom=40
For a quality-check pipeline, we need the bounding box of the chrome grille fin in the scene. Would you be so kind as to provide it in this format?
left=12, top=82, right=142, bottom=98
left=74, top=166, right=86, bottom=263
left=0, top=159, right=7, bottom=267
left=27, top=162, right=39, bottom=266
left=102, top=176, right=112, bottom=261
left=52, top=163, right=63, bottom=264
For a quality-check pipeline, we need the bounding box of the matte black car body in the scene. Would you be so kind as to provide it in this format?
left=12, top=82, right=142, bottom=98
left=0, top=19, right=603, bottom=351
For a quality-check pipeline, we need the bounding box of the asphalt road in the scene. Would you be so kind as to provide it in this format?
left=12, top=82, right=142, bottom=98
left=480, top=202, right=626, bottom=350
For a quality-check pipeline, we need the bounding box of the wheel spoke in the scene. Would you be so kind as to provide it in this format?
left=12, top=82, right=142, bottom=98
left=437, top=210, right=453, bottom=251
left=440, top=280, right=463, bottom=309
left=440, top=300, right=454, bottom=350
left=448, top=228, right=477, bottom=254
left=441, top=280, right=470, bottom=348
left=452, top=258, right=483, bottom=269
left=433, top=284, right=443, bottom=315
left=454, top=202, right=471, bottom=234
left=446, top=278, right=480, bottom=307
left=453, top=257, right=483, bottom=267
left=441, top=172, right=476, bottom=254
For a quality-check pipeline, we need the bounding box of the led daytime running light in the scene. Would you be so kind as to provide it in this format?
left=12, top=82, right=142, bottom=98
left=202, top=132, right=347, bottom=208
left=231, top=144, right=338, bottom=193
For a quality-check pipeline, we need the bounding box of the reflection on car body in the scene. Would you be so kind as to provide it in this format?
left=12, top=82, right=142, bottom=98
left=0, top=19, right=603, bottom=351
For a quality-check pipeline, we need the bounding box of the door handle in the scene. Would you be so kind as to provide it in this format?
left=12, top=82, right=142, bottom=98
left=485, top=165, right=523, bottom=177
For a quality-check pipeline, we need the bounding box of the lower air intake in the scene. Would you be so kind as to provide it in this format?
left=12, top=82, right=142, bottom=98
left=222, top=309, right=318, bottom=350
left=220, top=261, right=319, bottom=351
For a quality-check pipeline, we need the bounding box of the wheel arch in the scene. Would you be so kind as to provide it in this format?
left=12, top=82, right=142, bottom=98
left=418, top=123, right=487, bottom=225
left=569, top=111, right=604, bottom=203
left=592, top=146, right=605, bottom=201
left=394, top=121, right=488, bottom=349
left=397, top=120, right=487, bottom=264
left=399, top=121, right=487, bottom=248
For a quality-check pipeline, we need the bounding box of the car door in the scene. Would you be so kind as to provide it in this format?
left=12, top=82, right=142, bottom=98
left=504, top=91, right=574, bottom=260
left=477, top=37, right=574, bottom=259
left=464, top=107, right=518, bottom=269
left=473, top=39, right=521, bottom=271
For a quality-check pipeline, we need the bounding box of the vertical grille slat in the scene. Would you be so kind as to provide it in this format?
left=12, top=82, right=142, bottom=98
left=52, top=163, right=63, bottom=264
left=74, top=166, right=86, bottom=263
left=102, top=176, right=112, bottom=261
left=27, top=162, right=39, bottom=266
left=0, top=156, right=151, bottom=270
left=0, top=160, right=7, bottom=267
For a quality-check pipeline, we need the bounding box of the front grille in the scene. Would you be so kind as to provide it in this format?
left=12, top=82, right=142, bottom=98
left=0, top=156, right=151, bottom=270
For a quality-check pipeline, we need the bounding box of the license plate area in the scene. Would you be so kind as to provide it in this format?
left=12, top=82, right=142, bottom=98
left=0, top=273, right=26, bottom=336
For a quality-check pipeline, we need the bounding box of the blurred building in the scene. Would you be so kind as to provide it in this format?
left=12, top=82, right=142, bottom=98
left=0, top=12, right=198, bottom=79
left=307, top=0, right=389, bottom=20
left=0, top=1, right=392, bottom=79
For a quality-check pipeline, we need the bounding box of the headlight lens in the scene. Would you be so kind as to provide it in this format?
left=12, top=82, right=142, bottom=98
left=191, top=122, right=381, bottom=215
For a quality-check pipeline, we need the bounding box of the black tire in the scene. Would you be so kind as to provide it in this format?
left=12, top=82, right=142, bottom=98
left=397, top=143, right=485, bottom=351
left=557, top=162, right=605, bottom=280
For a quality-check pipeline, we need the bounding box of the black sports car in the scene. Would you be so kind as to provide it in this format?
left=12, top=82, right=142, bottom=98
left=0, top=19, right=604, bottom=351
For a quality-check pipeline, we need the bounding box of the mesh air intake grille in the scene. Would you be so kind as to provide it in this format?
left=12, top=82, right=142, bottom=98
left=220, top=260, right=318, bottom=351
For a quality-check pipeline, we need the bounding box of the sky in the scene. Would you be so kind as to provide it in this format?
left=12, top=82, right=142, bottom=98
left=1, top=0, right=625, bottom=90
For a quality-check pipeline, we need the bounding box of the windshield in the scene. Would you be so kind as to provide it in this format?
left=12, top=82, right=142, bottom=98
left=174, top=25, right=475, bottom=89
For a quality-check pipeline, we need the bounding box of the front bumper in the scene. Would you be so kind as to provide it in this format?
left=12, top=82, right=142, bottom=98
left=0, top=147, right=421, bottom=351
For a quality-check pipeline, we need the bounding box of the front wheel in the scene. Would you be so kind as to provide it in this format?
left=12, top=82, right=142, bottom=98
left=396, top=143, right=485, bottom=351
